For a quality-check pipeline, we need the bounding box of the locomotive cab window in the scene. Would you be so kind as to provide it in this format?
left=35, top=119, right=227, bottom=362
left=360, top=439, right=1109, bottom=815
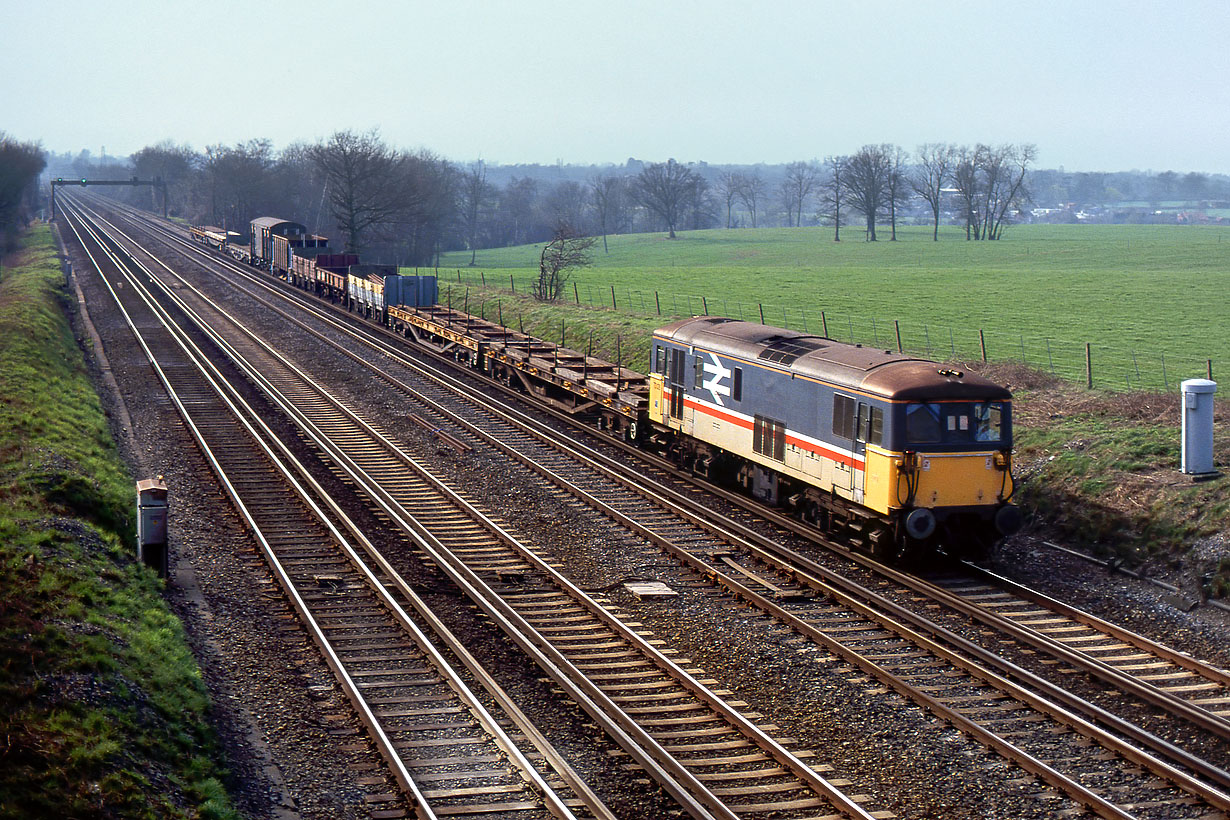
left=857, top=404, right=884, bottom=446
left=974, top=402, right=1003, bottom=442
left=694, top=354, right=705, bottom=389
left=905, top=403, right=943, bottom=443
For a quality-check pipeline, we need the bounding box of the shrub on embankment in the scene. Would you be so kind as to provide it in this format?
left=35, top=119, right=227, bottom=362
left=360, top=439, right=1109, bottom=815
left=0, top=225, right=238, bottom=819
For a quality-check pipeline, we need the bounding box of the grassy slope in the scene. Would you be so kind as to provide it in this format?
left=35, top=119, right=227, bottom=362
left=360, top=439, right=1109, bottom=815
left=0, top=226, right=238, bottom=819
left=435, top=224, right=1230, bottom=389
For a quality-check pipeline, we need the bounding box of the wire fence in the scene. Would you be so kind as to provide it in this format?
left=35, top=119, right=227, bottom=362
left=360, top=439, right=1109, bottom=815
left=424, top=267, right=1217, bottom=393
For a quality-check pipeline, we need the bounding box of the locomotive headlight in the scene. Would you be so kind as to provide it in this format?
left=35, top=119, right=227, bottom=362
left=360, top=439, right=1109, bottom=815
left=993, top=450, right=1010, bottom=470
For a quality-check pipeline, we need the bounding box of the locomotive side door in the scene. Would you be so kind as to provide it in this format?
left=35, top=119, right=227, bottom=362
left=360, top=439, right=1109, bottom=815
left=667, top=348, right=686, bottom=422
left=852, top=402, right=870, bottom=504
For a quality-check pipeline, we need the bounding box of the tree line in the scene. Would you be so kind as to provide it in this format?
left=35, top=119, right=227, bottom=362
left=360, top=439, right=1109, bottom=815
left=40, top=132, right=1230, bottom=267
left=0, top=133, right=47, bottom=252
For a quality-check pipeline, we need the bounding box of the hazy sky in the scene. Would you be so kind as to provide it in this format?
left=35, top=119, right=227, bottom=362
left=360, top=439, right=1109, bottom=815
left=6, top=0, right=1228, bottom=173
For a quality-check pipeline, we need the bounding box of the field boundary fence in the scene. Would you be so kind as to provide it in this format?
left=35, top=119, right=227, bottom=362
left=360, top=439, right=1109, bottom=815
left=424, top=268, right=1217, bottom=393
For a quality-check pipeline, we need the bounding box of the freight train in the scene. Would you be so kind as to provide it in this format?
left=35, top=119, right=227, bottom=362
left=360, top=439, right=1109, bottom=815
left=192, top=217, right=1020, bottom=560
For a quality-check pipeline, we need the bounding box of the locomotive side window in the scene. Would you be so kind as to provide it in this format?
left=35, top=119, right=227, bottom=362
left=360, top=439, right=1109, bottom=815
left=833, top=395, right=856, bottom=440
left=653, top=345, right=664, bottom=374
left=867, top=406, right=884, bottom=446
left=732, top=367, right=742, bottom=402
left=974, top=402, right=1003, bottom=442
left=905, top=403, right=943, bottom=443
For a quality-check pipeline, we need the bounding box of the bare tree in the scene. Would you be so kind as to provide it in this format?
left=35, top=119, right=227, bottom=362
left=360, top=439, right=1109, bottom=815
left=536, top=222, right=597, bottom=301
left=683, top=174, right=716, bottom=231
left=818, top=155, right=847, bottom=242
left=589, top=173, right=627, bottom=253
left=543, top=180, right=588, bottom=233
left=950, top=145, right=984, bottom=240
left=387, top=150, right=456, bottom=266
left=129, top=140, right=195, bottom=216
left=736, top=171, right=766, bottom=228
left=492, top=177, right=540, bottom=247
left=714, top=170, right=742, bottom=228
left=781, top=161, right=820, bottom=228
left=310, top=129, right=411, bottom=255
left=885, top=147, right=909, bottom=240
left=458, top=161, right=492, bottom=265
left=950, top=143, right=1035, bottom=240
left=842, top=144, right=893, bottom=240
left=911, top=142, right=956, bottom=240
left=203, top=139, right=274, bottom=232
left=631, top=159, right=697, bottom=238
left=979, top=143, right=1035, bottom=240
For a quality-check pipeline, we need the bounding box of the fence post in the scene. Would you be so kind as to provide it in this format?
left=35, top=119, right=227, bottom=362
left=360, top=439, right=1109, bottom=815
left=1209, top=359, right=1214, bottom=380
left=702, top=296, right=708, bottom=316
left=1085, top=343, right=1093, bottom=389
left=980, top=329, right=988, bottom=362
left=895, top=320, right=903, bottom=353
left=759, top=303, right=765, bottom=324
left=655, top=291, right=661, bottom=315
left=611, top=284, right=617, bottom=310
left=510, top=273, right=515, bottom=293
left=574, top=282, right=579, bottom=304
left=821, top=311, right=828, bottom=338
left=481, top=271, right=486, bottom=286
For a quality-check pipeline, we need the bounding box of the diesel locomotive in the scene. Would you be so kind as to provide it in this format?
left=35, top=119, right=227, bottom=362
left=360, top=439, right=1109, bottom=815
left=647, top=317, right=1020, bottom=559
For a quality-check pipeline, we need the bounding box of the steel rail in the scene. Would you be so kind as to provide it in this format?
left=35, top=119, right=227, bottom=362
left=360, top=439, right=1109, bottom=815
left=87, top=197, right=1230, bottom=817
left=61, top=197, right=597, bottom=820
left=66, top=200, right=766, bottom=820
left=89, top=196, right=885, bottom=820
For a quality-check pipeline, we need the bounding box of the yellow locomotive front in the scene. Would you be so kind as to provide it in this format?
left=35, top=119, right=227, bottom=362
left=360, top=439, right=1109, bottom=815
left=862, top=397, right=1019, bottom=553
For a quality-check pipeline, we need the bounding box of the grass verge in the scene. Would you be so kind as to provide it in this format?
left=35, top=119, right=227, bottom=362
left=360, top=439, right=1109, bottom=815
left=0, top=225, right=239, bottom=819
left=993, top=363, right=1230, bottom=594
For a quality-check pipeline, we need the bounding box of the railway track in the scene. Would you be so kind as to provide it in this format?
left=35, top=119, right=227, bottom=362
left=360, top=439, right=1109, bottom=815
left=75, top=196, right=1230, bottom=818
left=64, top=194, right=886, bottom=820
left=61, top=196, right=613, bottom=820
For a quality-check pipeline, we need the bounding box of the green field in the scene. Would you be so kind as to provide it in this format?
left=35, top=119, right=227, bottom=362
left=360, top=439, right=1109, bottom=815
left=433, top=225, right=1230, bottom=391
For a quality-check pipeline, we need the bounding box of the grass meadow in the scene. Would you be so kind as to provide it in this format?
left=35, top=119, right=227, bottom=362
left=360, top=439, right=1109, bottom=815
left=434, top=224, right=1230, bottom=391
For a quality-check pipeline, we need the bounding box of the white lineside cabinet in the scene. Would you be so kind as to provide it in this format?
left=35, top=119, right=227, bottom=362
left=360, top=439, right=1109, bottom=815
left=1180, top=379, right=1217, bottom=476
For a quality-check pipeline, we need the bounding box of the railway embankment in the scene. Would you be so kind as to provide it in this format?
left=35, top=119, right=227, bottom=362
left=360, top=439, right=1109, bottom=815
left=989, top=361, right=1230, bottom=596
left=0, top=224, right=239, bottom=819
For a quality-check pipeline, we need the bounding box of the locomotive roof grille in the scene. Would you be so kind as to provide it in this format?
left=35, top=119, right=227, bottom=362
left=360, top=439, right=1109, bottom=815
left=757, top=336, right=829, bottom=365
